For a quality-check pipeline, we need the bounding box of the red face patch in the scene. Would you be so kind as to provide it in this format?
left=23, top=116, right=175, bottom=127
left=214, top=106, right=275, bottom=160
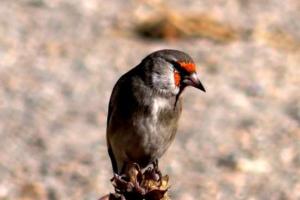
left=178, top=62, right=196, bottom=73
left=174, top=71, right=181, bottom=87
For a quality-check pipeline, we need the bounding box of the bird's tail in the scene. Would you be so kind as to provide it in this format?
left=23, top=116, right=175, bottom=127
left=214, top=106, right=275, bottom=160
left=108, top=147, right=118, bottom=174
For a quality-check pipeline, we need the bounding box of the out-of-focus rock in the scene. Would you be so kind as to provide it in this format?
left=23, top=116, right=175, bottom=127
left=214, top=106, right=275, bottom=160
left=18, top=182, right=47, bottom=200
left=135, top=12, right=239, bottom=42
left=237, top=158, right=271, bottom=174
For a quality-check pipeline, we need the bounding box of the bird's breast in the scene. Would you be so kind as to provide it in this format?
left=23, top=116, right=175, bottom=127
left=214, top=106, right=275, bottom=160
left=151, top=97, right=171, bottom=123
left=136, top=96, right=181, bottom=145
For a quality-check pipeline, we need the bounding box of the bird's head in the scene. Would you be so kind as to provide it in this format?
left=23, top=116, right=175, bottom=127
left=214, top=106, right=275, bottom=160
left=141, top=49, right=206, bottom=97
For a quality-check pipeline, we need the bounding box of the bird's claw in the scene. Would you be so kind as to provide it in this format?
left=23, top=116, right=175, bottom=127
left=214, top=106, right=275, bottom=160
left=111, top=174, right=134, bottom=192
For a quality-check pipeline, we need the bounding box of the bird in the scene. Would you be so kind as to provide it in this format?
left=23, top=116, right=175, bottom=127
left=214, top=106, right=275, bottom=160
left=106, top=49, right=205, bottom=175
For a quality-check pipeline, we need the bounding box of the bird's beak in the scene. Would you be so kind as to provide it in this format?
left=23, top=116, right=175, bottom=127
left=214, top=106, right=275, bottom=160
left=183, top=73, right=206, bottom=92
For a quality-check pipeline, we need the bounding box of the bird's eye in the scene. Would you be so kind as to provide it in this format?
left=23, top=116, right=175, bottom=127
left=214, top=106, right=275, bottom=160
left=170, top=61, right=190, bottom=76
left=173, top=67, right=178, bottom=73
left=170, top=61, right=182, bottom=73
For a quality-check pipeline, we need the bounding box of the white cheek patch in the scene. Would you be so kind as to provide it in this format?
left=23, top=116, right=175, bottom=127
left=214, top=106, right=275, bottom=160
left=169, top=70, right=180, bottom=95
left=151, top=67, right=180, bottom=95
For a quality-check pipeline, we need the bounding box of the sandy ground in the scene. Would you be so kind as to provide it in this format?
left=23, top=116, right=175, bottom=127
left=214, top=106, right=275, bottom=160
left=0, top=0, right=299, bottom=199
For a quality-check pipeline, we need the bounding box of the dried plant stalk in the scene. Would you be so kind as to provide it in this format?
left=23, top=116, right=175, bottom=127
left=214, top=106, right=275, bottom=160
left=106, top=163, right=170, bottom=200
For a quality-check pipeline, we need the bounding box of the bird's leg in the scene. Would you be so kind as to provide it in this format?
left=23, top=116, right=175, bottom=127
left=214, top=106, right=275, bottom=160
left=153, top=159, right=157, bottom=167
left=153, top=159, right=159, bottom=171
left=153, top=159, right=162, bottom=184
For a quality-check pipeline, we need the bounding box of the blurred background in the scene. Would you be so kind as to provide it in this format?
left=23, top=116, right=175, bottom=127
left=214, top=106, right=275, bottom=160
left=0, top=0, right=299, bottom=199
